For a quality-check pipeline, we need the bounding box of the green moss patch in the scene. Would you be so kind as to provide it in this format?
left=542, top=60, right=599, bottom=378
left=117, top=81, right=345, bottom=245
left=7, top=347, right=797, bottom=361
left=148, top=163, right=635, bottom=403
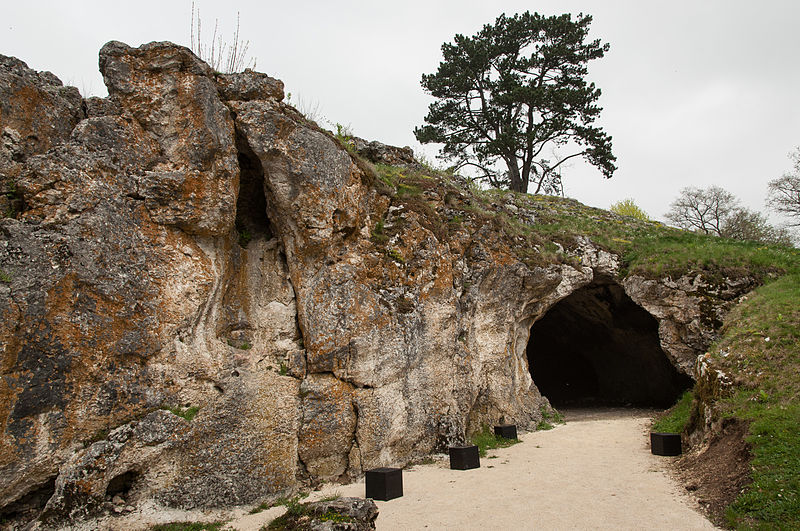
left=471, top=425, right=521, bottom=457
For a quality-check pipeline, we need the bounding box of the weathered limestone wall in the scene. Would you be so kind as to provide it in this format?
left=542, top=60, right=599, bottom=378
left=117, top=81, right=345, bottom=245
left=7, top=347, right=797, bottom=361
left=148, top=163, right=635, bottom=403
left=0, top=41, right=756, bottom=526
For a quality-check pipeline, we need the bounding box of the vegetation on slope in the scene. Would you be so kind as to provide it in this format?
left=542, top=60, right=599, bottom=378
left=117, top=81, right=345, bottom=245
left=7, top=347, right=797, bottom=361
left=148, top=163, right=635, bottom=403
left=652, top=390, right=694, bottom=434
left=649, top=273, right=799, bottom=528
left=707, top=273, right=800, bottom=529
left=367, top=161, right=799, bottom=281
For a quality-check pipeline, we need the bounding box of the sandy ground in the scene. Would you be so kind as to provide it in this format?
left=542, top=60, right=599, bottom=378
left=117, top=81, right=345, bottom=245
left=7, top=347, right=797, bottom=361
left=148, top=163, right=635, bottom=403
left=224, top=408, right=716, bottom=530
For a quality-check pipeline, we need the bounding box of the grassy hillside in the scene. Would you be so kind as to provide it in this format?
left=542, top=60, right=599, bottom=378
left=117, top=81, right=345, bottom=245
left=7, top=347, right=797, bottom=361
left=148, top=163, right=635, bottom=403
left=708, top=272, right=800, bottom=528
left=369, top=161, right=799, bottom=281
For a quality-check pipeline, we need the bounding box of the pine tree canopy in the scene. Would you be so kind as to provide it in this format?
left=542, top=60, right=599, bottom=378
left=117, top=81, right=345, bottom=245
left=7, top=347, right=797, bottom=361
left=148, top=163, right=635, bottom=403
left=415, top=11, right=616, bottom=194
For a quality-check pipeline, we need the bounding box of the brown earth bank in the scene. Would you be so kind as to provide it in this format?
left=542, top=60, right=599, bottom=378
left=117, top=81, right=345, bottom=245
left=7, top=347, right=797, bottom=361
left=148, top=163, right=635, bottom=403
left=673, top=419, right=753, bottom=528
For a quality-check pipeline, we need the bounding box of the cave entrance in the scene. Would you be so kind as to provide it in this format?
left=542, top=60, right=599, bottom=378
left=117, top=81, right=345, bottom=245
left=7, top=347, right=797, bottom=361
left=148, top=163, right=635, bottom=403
left=527, top=276, right=692, bottom=408
left=235, top=137, right=273, bottom=246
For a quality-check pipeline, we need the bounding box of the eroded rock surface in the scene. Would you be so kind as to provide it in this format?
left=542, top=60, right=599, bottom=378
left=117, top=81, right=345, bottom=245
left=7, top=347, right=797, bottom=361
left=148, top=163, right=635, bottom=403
left=0, top=41, right=757, bottom=527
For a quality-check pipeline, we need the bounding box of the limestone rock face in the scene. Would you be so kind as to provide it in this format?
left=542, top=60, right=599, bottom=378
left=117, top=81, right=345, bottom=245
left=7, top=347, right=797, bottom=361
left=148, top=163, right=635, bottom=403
left=298, top=374, right=357, bottom=481
left=351, top=136, right=415, bottom=166
left=0, top=41, right=758, bottom=527
left=215, top=69, right=285, bottom=102
left=623, top=274, right=757, bottom=374
left=1, top=42, right=299, bottom=523
left=0, top=54, right=85, bottom=217
left=0, top=54, right=84, bottom=164
left=99, top=41, right=239, bottom=236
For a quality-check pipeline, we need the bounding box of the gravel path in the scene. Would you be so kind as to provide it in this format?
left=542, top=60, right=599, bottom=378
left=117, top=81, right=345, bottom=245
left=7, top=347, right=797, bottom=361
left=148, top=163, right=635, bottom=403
left=228, top=408, right=716, bottom=530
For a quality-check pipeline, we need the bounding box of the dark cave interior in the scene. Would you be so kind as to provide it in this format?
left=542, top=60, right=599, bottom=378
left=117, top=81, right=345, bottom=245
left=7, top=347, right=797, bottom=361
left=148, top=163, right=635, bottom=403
left=527, top=276, right=692, bottom=408
left=235, top=142, right=273, bottom=245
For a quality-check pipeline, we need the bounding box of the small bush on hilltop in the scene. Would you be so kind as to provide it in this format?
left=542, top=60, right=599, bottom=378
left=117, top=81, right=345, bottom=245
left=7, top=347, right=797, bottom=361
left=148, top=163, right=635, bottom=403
left=610, top=198, right=650, bottom=221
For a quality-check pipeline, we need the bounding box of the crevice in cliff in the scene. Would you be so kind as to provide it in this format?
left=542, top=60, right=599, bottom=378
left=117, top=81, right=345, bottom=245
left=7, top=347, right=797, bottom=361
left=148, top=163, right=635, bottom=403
left=105, top=470, right=140, bottom=499
left=234, top=132, right=273, bottom=247
left=0, top=475, right=57, bottom=524
left=527, top=275, right=692, bottom=408
left=348, top=398, right=364, bottom=478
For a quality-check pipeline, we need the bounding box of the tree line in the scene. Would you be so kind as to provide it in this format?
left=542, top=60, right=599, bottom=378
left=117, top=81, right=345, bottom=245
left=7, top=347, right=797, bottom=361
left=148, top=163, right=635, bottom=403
left=663, top=149, right=800, bottom=246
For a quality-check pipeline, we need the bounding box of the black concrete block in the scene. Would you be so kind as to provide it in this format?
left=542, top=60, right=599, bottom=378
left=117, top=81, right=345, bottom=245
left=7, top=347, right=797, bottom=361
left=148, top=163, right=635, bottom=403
left=449, top=445, right=480, bottom=470
left=494, top=424, right=517, bottom=440
left=365, top=467, right=403, bottom=500
left=650, top=432, right=682, bottom=456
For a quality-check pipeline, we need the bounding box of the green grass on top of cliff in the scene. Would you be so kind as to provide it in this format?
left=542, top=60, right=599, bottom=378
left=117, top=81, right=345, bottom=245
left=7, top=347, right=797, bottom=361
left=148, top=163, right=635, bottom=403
left=368, top=162, right=800, bottom=281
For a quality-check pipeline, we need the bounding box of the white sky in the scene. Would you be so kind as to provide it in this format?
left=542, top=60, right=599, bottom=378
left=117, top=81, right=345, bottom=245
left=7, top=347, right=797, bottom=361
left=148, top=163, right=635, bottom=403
left=2, top=0, right=799, bottom=224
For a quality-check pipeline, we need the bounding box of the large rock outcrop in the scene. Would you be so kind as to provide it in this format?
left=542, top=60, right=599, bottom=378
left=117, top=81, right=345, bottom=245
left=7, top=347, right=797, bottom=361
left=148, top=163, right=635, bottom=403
left=0, top=42, right=757, bottom=527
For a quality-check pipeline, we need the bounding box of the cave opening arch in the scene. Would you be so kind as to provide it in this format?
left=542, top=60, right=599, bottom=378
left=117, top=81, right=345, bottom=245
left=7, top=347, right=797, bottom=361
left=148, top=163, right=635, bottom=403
left=526, top=275, right=692, bottom=408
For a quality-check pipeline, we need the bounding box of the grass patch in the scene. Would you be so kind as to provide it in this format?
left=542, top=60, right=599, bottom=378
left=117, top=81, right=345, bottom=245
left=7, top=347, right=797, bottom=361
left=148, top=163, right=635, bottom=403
left=227, top=339, right=252, bottom=350
left=407, top=456, right=436, bottom=467
left=623, top=232, right=797, bottom=280
left=0, top=269, right=10, bottom=284
left=386, top=248, right=404, bottom=264
left=370, top=219, right=388, bottom=244
left=541, top=407, right=564, bottom=424
left=249, top=501, right=272, bottom=515
left=316, top=511, right=352, bottom=524
left=82, top=428, right=109, bottom=448
left=652, top=390, right=694, bottom=433
left=725, top=402, right=800, bottom=528
left=238, top=228, right=252, bottom=248
left=537, top=406, right=565, bottom=430
left=249, top=491, right=319, bottom=515
left=166, top=406, right=200, bottom=422
left=471, top=425, right=521, bottom=457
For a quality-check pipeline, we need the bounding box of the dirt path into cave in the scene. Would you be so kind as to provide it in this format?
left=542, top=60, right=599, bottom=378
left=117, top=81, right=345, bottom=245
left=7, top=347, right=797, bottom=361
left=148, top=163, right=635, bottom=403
left=223, top=408, right=715, bottom=530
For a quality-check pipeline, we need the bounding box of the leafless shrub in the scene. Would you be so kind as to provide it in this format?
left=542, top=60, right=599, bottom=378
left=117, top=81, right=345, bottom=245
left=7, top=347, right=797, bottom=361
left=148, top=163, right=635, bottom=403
left=767, top=148, right=800, bottom=227
left=190, top=2, right=256, bottom=73
left=295, top=94, right=323, bottom=124
left=666, top=186, right=737, bottom=236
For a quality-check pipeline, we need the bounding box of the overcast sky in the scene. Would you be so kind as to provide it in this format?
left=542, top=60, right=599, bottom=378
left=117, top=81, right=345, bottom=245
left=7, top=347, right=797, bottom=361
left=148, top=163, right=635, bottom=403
left=2, top=0, right=799, bottom=225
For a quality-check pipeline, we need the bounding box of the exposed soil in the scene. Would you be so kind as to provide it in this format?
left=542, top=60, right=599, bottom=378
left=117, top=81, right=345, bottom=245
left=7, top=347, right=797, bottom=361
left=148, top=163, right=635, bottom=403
left=672, top=419, right=753, bottom=528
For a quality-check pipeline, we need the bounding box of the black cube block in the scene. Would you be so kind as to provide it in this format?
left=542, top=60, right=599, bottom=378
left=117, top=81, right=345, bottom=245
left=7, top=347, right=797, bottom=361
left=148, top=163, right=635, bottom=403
left=650, top=432, right=682, bottom=456
left=365, top=467, right=403, bottom=501
left=449, top=445, right=480, bottom=470
left=494, top=424, right=517, bottom=440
